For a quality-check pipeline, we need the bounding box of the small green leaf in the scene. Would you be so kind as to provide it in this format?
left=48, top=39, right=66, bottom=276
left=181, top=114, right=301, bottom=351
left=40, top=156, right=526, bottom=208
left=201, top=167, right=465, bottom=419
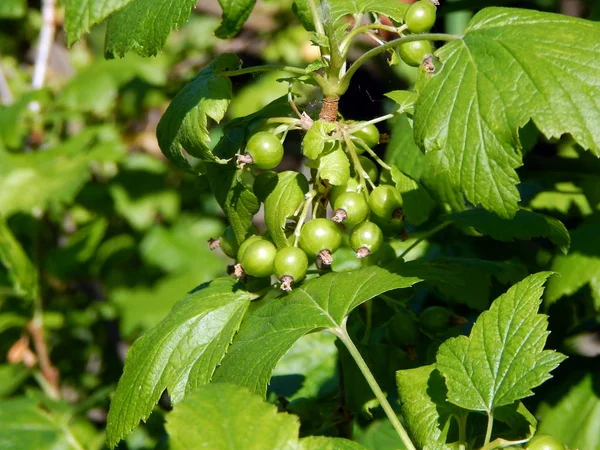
left=0, top=0, right=26, bottom=18
left=106, top=278, right=252, bottom=448
left=317, top=144, right=350, bottom=186
left=436, top=272, right=566, bottom=412
left=447, top=209, right=570, bottom=254
left=212, top=267, right=421, bottom=396
left=546, top=214, right=600, bottom=306
left=385, top=90, right=417, bottom=115
left=156, top=54, right=240, bottom=170
left=215, top=0, right=258, bottom=39
left=329, top=0, right=409, bottom=24
left=300, top=436, right=369, bottom=449
left=396, top=365, right=458, bottom=449
left=415, top=8, right=600, bottom=217
left=303, top=121, right=338, bottom=160
left=64, top=0, right=133, bottom=46
left=105, top=0, right=197, bottom=57
left=264, top=171, right=309, bottom=248
left=166, top=383, right=299, bottom=450
left=0, top=218, right=38, bottom=301
left=537, top=374, right=600, bottom=450
left=207, top=163, right=260, bottom=246
left=390, top=166, right=434, bottom=226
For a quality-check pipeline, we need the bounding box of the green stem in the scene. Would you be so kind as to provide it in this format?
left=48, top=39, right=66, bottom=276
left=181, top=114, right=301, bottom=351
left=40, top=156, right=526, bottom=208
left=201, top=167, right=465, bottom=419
left=346, top=113, right=395, bottom=132
left=354, top=139, right=391, bottom=171
left=341, top=23, right=407, bottom=53
left=398, top=221, right=451, bottom=260
left=484, top=411, right=494, bottom=446
left=218, top=64, right=308, bottom=77
left=343, top=133, right=376, bottom=190
left=361, top=300, right=373, bottom=345
left=294, top=190, right=317, bottom=246
left=339, top=33, right=461, bottom=94
left=458, top=413, right=468, bottom=445
left=307, top=0, right=324, bottom=36
left=332, top=325, right=417, bottom=450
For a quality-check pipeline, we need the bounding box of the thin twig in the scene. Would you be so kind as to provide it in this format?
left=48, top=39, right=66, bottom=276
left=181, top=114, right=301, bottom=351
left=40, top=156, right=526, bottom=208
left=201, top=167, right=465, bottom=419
left=28, top=319, right=60, bottom=399
left=30, top=0, right=56, bottom=111
left=0, top=58, right=14, bottom=105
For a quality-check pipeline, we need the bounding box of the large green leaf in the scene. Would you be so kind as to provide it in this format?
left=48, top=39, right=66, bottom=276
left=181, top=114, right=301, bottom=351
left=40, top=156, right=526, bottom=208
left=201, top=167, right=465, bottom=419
left=105, top=0, right=197, bottom=57
left=436, top=272, right=566, bottom=412
left=537, top=374, right=600, bottom=450
left=166, top=383, right=299, bottom=450
left=447, top=208, right=570, bottom=254
left=106, top=278, right=252, bottom=448
left=414, top=8, right=600, bottom=218
left=546, top=214, right=600, bottom=307
left=212, top=267, right=421, bottom=396
left=64, top=0, right=133, bottom=46
left=0, top=218, right=38, bottom=301
left=207, top=164, right=260, bottom=246
left=264, top=171, right=309, bottom=248
left=156, top=54, right=240, bottom=170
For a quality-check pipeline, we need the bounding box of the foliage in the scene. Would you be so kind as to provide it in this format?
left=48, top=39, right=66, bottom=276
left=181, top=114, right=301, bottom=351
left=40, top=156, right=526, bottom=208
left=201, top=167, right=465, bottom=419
left=1, top=0, right=599, bottom=449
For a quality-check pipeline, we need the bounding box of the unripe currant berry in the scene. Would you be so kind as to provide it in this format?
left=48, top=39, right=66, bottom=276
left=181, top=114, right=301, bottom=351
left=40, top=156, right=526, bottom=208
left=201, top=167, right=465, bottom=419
left=399, top=40, right=433, bottom=67
left=238, top=131, right=284, bottom=170
left=329, top=178, right=361, bottom=206
left=405, top=0, right=437, bottom=34
left=369, top=185, right=403, bottom=220
left=350, top=221, right=383, bottom=258
left=299, top=218, right=342, bottom=265
left=358, top=156, right=378, bottom=182
left=332, top=191, right=369, bottom=226
left=239, top=239, right=277, bottom=278
left=237, top=235, right=267, bottom=261
left=273, top=246, right=309, bottom=291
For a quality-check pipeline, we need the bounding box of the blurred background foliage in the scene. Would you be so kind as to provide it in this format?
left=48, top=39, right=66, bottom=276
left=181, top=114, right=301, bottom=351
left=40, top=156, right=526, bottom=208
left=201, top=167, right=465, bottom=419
left=0, top=0, right=599, bottom=449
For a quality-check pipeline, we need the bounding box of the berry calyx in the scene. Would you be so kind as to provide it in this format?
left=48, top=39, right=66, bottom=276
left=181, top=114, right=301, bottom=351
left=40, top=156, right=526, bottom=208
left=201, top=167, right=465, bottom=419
left=274, top=246, right=309, bottom=291
left=240, top=131, right=284, bottom=170
left=299, top=218, right=342, bottom=265
left=350, top=221, right=383, bottom=258
left=369, top=185, right=403, bottom=220
left=405, top=1, right=437, bottom=34
left=332, top=191, right=369, bottom=226
left=239, top=239, right=277, bottom=278
left=399, top=40, right=433, bottom=67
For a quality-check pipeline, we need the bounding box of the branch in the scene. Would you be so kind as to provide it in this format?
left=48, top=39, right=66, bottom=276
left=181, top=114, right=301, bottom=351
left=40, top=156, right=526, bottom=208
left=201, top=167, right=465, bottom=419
left=30, top=0, right=56, bottom=111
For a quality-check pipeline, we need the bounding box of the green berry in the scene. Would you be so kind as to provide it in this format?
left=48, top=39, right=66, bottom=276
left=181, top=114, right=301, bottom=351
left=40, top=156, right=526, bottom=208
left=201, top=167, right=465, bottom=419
left=358, top=156, right=378, bottom=182
left=526, top=435, right=566, bottom=450
left=387, top=309, right=419, bottom=347
left=240, top=240, right=277, bottom=278
left=399, top=40, right=433, bottom=67
left=350, top=121, right=380, bottom=150
left=237, top=235, right=267, bottom=261
left=350, top=221, right=383, bottom=258
left=245, top=131, right=284, bottom=170
left=299, top=218, right=342, bottom=264
left=420, top=306, right=452, bottom=334
left=332, top=191, right=369, bottom=226
left=329, top=178, right=361, bottom=206
left=405, top=1, right=437, bottom=34
left=369, top=185, right=403, bottom=220
left=274, top=246, right=309, bottom=291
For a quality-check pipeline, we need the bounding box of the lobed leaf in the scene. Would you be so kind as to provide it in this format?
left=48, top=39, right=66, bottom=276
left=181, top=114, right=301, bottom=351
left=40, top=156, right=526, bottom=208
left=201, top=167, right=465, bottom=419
left=316, top=144, right=350, bottom=186
left=414, top=8, right=600, bottom=218
left=302, top=121, right=338, bottom=160
left=65, top=0, right=132, bottom=46
left=0, top=218, right=38, bottom=301
left=264, top=171, right=309, bottom=248
left=166, top=383, right=299, bottom=450
left=156, top=54, right=240, bottom=170
left=212, top=266, right=421, bottom=396
left=106, top=278, right=252, bottom=448
left=105, top=0, right=197, bottom=57
left=436, top=272, right=566, bottom=412
left=447, top=208, right=570, bottom=254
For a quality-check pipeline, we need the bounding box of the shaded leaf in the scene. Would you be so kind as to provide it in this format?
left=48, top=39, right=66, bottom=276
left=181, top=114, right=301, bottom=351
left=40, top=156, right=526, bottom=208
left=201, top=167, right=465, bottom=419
left=212, top=267, right=421, bottom=396
left=436, top=272, right=566, bottom=412
left=215, top=0, right=258, bottom=39
left=156, top=54, right=240, bottom=170
left=300, top=436, right=369, bottom=449
left=106, top=278, right=252, bottom=448
left=390, top=166, right=434, bottom=226
left=166, top=383, right=299, bottom=450
left=0, top=218, right=38, bottom=301
left=415, top=8, right=600, bottom=217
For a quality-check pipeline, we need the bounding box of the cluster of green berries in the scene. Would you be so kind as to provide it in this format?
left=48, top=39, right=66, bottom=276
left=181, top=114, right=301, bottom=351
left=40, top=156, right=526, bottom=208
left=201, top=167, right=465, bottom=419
left=398, top=0, right=438, bottom=67
left=210, top=117, right=410, bottom=291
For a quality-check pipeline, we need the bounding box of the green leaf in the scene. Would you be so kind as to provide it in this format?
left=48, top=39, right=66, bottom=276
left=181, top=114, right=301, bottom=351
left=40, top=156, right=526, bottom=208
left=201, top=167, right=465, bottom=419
left=436, top=272, right=566, bottom=412
left=0, top=364, right=30, bottom=398
left=105, top=0, right=197, bottom=57
left=264, top=171, right=309, bottom=248
left=447, top=208, right=570, bottom=254
left=355, top=419, right=407, bottom=450
left=0, top=0, right=26, bottom=19
left=537, top=374, right=600, bottom=450
left=385, top=90, right=417, bottom=115
left=545, top=214, right=600, bottom=306
left=0, top=397, right=83, bottom=450
left=414, top=8, right=600, bottom=218
left=390, top=166, right=434, bottom=226
left=300, top=436, right=369, bottom=450
left=396, top=365, right=458, bottom=449
left=303, top=121, right=338, bottom=160
left=207, top=164, right=260, bottom=246
left=106, top=278, right=252, bottom=448
left=0, top=218, right=38, bottom=301
left=64, top=0, right=133, bottom=46
left=166, top=383, right=299, bottom=450
left=156, top=54, right=240, bottom=170
left=329, top=0, right=409, bottom=25
left=0, top=91, right=49, bottom=150
left=316, top=144, right=350, bottom=186
left=215, top=0, right=258, bottom=39
left=212, top=267, right=421, bottom=396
